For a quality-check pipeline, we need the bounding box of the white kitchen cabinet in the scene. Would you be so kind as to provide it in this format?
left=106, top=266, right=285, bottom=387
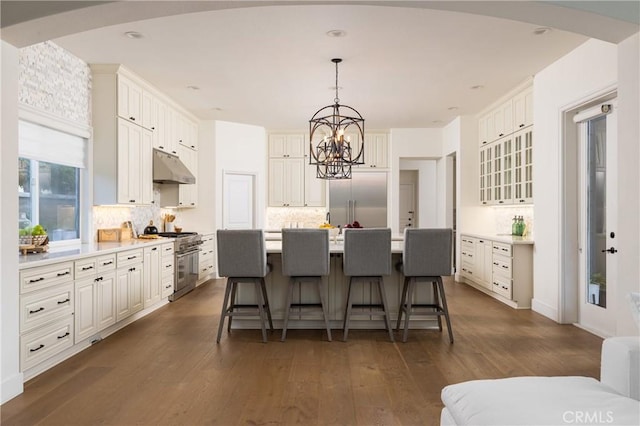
left=493, top=99, right=514, bottom=140
left=269, top=158, right=305, bottom=207
left=364, top=133, right=389, bottom=168
left=161, top=243, right=175, bottom=298
left=477, top=84, right=533, bottom=206
left=176, top=114, right=198, bottom=150
left=143, top=246, right=162, bottom=308
left=114, top=118, right=153, bottom=205
left=178, top=145, right=198, bottom=208
left=513, top=86, right=533, bottom=130
left=269, top=134, right=305, bottom=158
left=116, top=249, right=144, bottom=322
left=460, top=235, right=533, bottom=308
left=479, top=143, right=493, bottom=205
left=19, top=262, right=75, bottom=371
left=155, top=101, right=178, bottom=155
left=117, top=74, right=143, bottom=125
left=513, top=128, right=534, bottom=204
left=198, top=233, right=216, bottom=283
left=74, top=270, right=116, bottom=343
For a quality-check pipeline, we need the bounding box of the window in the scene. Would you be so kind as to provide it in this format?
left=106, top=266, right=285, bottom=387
left=19, top=158, right=81, bottom=242
left=18, top=119, right=87, bottom=244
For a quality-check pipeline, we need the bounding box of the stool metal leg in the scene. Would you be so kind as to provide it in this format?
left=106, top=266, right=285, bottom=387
left=377, top=278, right=394, bottom=342
left=396, top=276, right=409, bottom=331
left=402, top=277, right=416, bottom=343
left=343, top=277, right=355, bottom=342
left=281, top=277, right=296, bottom=341
left=255, top=280, right=268, bottom=343
left=318, top=278, right=332, bottom=342
left=260, top=278, right=274, bottom=331
left=432, top=280, right=443, bottom=331
left=437, top=277, right=454, bottom=343
left=227, top=280, right=238, bottom=333
left=217, top=278, right=234, bottom=343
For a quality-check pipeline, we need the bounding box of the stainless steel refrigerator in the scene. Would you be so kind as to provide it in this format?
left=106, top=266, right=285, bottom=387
left=329, top=171, right=388, bottom=228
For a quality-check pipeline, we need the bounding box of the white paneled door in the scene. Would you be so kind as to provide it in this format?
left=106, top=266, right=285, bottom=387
left=577, top=100, right=617, bottom=337
left=223, top=171, right=256, bottom=229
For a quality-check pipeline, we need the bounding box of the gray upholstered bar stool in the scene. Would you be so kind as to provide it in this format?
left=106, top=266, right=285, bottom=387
left=216, top=229, right=274, bottom=343
left=281, top=228, right=332, bottom=341
left=342, top=228, right=394, bottom=342
left=396, top=228, right=454, bottom=343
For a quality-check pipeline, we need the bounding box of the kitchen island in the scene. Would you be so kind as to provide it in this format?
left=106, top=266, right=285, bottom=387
left=230, top=240, right=443, bottom=331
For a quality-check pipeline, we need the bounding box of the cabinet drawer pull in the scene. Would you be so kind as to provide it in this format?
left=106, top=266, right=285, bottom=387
left=499, top=133, right=504, bottom=137
left=94, top=277, right=103, bottom=282
left=57, top=271, right=70, bottom=277
left=152, top=247, right=158, bottom=251
left=30, top=344, right=45, bottom=352
left=502, top=265, right=509, bottom=269
left=81, top=266, right=94, bottom=271
left=493, top=262, right=499, bottom=266
left=129, top=199, right=136, bottom=203
left=57, top=298, right=70, bottom=305
left=519, top=124, right=525, bottom=128
left=102, top=261, right=114, bottom=266
left=29, top=307, right=45, bottom=314
left=29, top=277, right=45, bottom=283
left=129, top=267, right=136, bottom=272
left=165, top=264, right=172, bottom=268
left=127, top=256, right=137, bottom=260
left=129, top=116, right=136, bottom=121
left=165, top=284, right=172, bottom=289
left=57, top=332, right=70, bottom=339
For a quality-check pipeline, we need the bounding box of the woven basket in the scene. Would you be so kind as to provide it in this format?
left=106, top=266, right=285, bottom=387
left=32, top=235, right=48, bottom=246
left=19, top=236, right=32, bottom=245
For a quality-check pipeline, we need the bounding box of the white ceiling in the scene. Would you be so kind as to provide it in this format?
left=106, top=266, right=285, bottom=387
left=51, top=4, right=592, bottom=130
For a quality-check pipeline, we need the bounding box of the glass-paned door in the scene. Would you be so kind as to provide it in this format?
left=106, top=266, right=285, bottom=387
left=577, top=102, right=617, bottom=336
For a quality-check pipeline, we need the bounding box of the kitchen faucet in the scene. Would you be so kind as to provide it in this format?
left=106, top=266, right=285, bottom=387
left=326, top=212, right=330, bottom=224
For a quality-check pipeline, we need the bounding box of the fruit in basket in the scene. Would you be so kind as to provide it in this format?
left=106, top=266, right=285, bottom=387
left=319, top=223, right=335, bottom=229
left=32, top=224, right=47, bottom=236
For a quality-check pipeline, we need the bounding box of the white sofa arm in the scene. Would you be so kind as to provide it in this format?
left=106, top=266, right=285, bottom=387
left=601, top=336, right=640, bottom=400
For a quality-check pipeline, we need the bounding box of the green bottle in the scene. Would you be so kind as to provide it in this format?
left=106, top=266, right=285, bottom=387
left=512, top=216, right=518, bottom=235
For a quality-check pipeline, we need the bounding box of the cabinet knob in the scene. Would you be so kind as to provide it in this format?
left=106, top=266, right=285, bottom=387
left=499, top=133, right=504, bottom=137
left=519, top=124, right=525, bottom=128
left=130, top=117, right=136, bottom=121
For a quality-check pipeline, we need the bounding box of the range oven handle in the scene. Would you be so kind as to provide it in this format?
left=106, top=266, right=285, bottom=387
left=175, top=249, right=201, bottom=258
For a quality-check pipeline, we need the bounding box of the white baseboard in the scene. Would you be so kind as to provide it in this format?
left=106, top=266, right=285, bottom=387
left=1, top=371, right=24, bottom=404
left=532, top=298, right=558, bottom=321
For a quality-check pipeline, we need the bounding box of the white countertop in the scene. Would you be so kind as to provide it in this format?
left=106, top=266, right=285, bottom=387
left=18, top=237, right=173, bottom=269
left=266, top=240, right=405, bottom=254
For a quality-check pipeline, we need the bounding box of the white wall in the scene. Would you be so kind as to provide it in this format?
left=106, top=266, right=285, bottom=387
left=616, top=33, right=640, bottom=336
left=532, top=39, right=618, bottom=322
left=389, top=128, right=443, bottom=233
left=1, top=41, right=24, bottom=403
left=214, top=120, right=267, bottom=230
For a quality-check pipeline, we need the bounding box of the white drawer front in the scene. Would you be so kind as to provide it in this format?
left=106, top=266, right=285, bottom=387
left=75, top=258, right=98, bottom=280
left=492, top=255, right=512, bottom=278
left=20, top=283, right=74, bottom=333
left=492, top=242, right=512, bottom=257
left=492, top=276, right=512, bottom=299
left=117, top=249, right=143, bottom=268
left=96, top=254, right=117, bottom=273
left=161, top=256, right=174, bottom=275
left=199, top=259, right=215, bottom=280
left=161, top=243, right=174, bottom=257
left=161, top=274, right=174, bottom=298
left=20, top=262, right=74, bottom=294
left=21, top=317, right=74, bottom=370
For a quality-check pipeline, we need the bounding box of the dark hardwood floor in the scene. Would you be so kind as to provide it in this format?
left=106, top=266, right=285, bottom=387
left=2, top=278, right=603, bottom=425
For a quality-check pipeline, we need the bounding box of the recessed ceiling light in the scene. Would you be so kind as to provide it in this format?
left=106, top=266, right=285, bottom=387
left=470, top=85, right=484, bottom=90
left=124, top=31, right=143, bottom=39
left=187, top=85, right=200, bottom=91
left=326, top=29, right=347, bottom=38
left=448, top=106, right=459, bottom=111
left=533, top=27, right=552, bottom=36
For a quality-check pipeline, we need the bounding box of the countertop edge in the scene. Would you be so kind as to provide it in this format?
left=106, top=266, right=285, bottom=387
left=18, top=238, right=174, bottom=269
left=460, top=232, right=534, bottom=245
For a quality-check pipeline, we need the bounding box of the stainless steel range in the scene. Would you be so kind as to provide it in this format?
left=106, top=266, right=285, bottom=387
left=158, top=232, right=202, bottom=301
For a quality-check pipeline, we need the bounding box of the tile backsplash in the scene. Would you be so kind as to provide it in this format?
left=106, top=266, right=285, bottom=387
left=493, top=205, right=534, bottom=236
left=265, top=207, right=327, bottom=230
left=93, top=190, right=181, bottom=239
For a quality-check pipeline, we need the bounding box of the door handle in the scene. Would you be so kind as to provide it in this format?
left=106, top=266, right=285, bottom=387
left=601, top=247, right=618, bottom=254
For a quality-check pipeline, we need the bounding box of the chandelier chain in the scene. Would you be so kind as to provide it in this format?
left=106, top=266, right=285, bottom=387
left=334, top=60, right=340, bottom=104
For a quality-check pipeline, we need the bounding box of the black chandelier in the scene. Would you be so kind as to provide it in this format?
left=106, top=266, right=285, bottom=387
left=309, top=58, right=365, bottom=179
